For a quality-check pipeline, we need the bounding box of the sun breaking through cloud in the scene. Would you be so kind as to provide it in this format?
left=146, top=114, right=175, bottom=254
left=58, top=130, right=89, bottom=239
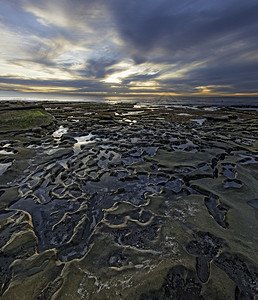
left=0, top=0, right=258, bottom=97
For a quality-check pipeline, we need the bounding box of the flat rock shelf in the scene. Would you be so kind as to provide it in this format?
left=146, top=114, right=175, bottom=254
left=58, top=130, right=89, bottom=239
left=0, top=101, right=257, bottom=299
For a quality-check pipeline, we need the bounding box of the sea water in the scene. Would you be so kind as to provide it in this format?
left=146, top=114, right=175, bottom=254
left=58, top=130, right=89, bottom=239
left=0, top=95, right=258, bottom=109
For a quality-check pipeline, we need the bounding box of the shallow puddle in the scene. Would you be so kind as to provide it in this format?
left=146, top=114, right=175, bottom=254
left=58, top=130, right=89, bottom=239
left=52, top=125, right=69, bottom=138
left=190, top=118, right=206, bottom=125
left=0, top=162, right=12, bottom=175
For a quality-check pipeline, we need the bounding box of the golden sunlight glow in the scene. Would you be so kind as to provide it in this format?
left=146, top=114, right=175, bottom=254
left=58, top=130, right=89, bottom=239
left=103, top=63, right=159, bottom=84
left=157, top=62, right=205, bottom=81
left=0, top=83, right=77, bottom=93
left=196, top=86, right=212, bottom=94
left=129, top=80, right=159, bottom=90
left=0, top=61, right=76, bottom=80
left=130, top=81, right=158, bottom=87
left=24, top=3, right=94, bottom=32
left=195, top=85, right=232, bottom=95
left=233, top=92, right=258, bottom=96
left=129, top=86, right=158, bottom=90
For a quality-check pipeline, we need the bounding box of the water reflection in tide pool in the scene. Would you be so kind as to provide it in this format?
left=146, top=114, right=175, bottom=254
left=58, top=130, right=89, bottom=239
left=52, top=126, right=68, bottom=138
left=0, top=162, right=12, bottom=176
left=190, top=118, right=206, bottom=125
left=0, top=150, right=15, bottom=155
left=73, top=134, right=95, bottom=154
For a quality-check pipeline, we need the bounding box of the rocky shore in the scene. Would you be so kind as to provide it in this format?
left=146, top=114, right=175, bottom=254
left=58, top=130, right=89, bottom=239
left=0, top=101, right=257, bottom=299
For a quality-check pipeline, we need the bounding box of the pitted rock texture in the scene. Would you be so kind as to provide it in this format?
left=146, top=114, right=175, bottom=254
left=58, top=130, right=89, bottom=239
left=0, top=102, right=257, bottom=299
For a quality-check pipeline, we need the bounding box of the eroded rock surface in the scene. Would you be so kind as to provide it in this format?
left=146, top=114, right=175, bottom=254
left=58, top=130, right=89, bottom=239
left=0, top=102, right=257, bottom=299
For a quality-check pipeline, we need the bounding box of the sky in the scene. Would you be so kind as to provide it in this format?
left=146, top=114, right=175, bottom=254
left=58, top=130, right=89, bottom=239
left=0, top=0, right=258, bottom=98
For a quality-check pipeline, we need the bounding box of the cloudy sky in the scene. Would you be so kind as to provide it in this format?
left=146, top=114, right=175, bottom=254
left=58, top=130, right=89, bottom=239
left=0, top=0, right=258, bottom=97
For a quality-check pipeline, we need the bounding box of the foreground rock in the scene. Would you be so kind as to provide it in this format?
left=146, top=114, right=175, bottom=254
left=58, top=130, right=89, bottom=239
left=0, top=102, right=257, bottom=299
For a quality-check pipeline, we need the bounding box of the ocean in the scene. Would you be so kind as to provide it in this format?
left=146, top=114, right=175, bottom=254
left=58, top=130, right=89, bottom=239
left=0, top=95, right=258, bottom=108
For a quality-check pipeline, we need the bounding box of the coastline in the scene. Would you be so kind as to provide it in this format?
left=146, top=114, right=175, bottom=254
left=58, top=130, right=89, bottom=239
left=1, top=94, right=258, bottom=108
left=0, top=101, right=257, bottom=299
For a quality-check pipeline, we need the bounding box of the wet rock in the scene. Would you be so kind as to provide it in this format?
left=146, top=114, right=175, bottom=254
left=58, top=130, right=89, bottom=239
left=220, top=163, right=236, bottom=179
left=120, top=175, right=139, bottom=182
left=186, top=231, right=225, bottom=258
left=164, top=177, right=182, bottom=193
left=108, top=216, right=161, bottom=249
left=108, top=252, right=131, bottom=268
left=204, top=194, right=229, bottom=228
left=204, top=114, right=234, bottom=122
left=140, top=265, right=203, bottom=300
left=186, top=231, right=226, bottom=283
left=60, top=134, right=77, bottom=143
left=214, top=252, right=258, bottom=299
left=223, top=178, right=243, bottom=189
left=0, top=210, right=38, bottom=295
left=113, top=187, right=125, bottom=194
left=3, top=250, right=63, bottom=299
left=196, top=256, right=210, bottom=283
left=247, top=199, right=258, bottom=209
left=38, top=277, right=64, bottom=300
left=31, top=126, right=42, bottom=133
left=1, top=103, right=257, bottom=299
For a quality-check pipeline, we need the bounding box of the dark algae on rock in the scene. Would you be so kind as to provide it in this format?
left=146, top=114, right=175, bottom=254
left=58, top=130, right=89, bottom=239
left=0, top=101, right=257, bottom=299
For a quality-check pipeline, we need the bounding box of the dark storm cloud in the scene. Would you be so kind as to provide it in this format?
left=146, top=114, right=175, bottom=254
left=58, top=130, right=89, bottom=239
left=121, top=73, right=161, bottom=86
left=110, top=0, right=258, bottom=55
left=185, top=60, right=258, bottom=93
left=0, top=0, right=258, bottom=95
left=78, top=59, right=118, bottom=79
left=0, top=76, right=109, bottom=90
left=103, top=0, right=258, bottom=93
